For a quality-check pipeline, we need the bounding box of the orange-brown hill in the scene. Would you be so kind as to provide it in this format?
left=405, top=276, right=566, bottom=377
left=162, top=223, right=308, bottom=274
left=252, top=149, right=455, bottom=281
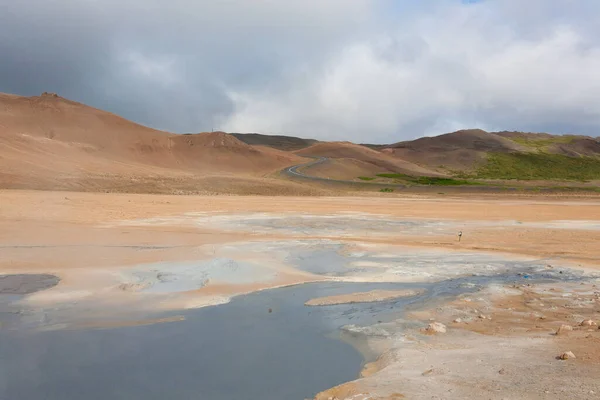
left=0, top=92, right=310, bottom=194
left=295, top=141, right=442, bottom=178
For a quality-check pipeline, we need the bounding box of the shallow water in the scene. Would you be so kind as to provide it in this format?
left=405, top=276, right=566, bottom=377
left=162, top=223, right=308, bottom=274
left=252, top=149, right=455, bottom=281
left=0, top=266, right=588, bottom=400
left=0, top=281, right=415, bottom=400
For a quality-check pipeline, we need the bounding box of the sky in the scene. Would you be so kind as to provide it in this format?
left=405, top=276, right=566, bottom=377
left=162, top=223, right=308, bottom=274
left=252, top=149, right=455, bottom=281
left=1, top=0, right=599, bottom=143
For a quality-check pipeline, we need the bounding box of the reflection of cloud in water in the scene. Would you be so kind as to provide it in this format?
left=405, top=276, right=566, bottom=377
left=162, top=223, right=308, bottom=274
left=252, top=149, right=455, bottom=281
left=122, top=258, right=276, bottom=294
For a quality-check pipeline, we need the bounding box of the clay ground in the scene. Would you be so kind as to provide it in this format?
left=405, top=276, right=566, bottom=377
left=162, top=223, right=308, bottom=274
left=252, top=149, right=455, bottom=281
left=1, top=190, right=600, bottom=398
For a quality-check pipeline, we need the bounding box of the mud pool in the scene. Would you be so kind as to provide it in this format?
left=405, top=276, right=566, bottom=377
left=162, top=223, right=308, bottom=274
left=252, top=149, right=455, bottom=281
left=0, top=264, right=588, bottom=400
left=0, top=274, right=60, bottom=294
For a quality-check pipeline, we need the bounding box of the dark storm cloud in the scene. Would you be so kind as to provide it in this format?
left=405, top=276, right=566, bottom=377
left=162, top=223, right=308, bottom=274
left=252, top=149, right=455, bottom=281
left=1, top=0, right=600, bottom=141
left=0, top=0, right=372, bottom=132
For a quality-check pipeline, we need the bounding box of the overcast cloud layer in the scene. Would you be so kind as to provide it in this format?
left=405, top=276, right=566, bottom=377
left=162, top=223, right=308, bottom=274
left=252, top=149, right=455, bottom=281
left=1, top=0, right=599, bottom=143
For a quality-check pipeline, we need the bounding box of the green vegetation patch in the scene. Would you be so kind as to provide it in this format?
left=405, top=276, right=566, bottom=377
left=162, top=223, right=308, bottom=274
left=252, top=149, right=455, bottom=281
left=376, top=173, right=411, bottom=179
left=510, top=135, right=576, bottom=150
left=375, top=173, right=479, bottom=186
left=357, top=176, right=375, bottom=181
left=379, top=188, right=394, bottom=193
left=410, top=176, right=479, bottom=186
left=475, top=152, right=600, bottom=181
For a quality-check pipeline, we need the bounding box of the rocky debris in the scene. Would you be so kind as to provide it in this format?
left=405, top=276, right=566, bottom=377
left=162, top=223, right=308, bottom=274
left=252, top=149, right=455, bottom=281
left=555, top=324, right=573, bottom=335
left=559, top=351, right=576, bottom=360
left=580, top=319, right=597, bottom=327
left=425, top=322, right=447, bottom=334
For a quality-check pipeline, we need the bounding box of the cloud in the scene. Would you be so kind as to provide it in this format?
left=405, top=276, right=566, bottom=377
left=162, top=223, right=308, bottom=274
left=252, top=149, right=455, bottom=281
left=223, top=1, right=600, bottom=142
left=1, top=0, right=600, bottom=142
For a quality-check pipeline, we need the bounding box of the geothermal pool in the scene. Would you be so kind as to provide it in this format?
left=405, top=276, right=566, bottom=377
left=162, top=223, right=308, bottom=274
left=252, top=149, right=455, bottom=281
left=0, top=262, right=585, bottom=400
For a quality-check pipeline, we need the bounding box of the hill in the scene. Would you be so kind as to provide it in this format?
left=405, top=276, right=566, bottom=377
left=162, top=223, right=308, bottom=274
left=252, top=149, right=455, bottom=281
left=294, top=141, right=442, bottom=179
left=379, top=129, right=600, bottom=182
left=381, top=129, right=521, bottom=171
left=0, top=92, right=309, bottom=193
left=2, top=91, right=599, bottom=193
left=231, top=133, right=317, bottom=151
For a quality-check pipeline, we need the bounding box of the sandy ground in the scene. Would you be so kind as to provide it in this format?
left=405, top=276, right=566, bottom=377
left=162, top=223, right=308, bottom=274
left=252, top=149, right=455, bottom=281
left=1, top=190, right=600, bottom=398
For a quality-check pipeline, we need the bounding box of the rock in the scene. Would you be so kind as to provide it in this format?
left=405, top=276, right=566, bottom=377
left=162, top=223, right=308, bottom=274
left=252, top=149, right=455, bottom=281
left=559, top=351, right=576, bottom=360
left=580, top=319, right=597, bottom=326
left=426, top=322, right=447, bottom=334
left=498, top=368, right=507, bottom=375
left=556, top=324, right=573, bottom=335
left=453, top=318, right=463, bottom=323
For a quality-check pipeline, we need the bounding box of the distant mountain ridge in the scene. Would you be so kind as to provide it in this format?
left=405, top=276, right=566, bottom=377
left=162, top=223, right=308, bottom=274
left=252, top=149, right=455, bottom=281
left=231, top=133, right=318, bottom=151
left=1, top=91, right=599, bottom=191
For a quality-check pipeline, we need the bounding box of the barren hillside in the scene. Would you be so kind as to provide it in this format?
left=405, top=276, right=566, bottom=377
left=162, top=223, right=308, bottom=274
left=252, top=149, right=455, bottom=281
left=0, top=92, right=306, bottom=193
left=296, top=141, right=442, bottom=177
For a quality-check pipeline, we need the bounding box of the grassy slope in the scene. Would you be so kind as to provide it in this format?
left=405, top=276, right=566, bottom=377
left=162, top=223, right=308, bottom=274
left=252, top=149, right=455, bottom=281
left=375, top=173, right=480, bottom=186
left=474, top=152, right=600, bottom=181
left=509, top=135, right=576, bottom=151
left=359, top=134, right=600, bottom=186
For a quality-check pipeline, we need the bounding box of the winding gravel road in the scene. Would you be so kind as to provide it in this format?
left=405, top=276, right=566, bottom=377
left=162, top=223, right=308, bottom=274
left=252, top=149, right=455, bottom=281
left=283, top=156, right=408, bottom=188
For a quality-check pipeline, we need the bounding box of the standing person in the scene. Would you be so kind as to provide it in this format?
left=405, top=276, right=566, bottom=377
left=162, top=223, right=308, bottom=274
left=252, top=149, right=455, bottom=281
left=458, top=231, right=463, bottom=242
